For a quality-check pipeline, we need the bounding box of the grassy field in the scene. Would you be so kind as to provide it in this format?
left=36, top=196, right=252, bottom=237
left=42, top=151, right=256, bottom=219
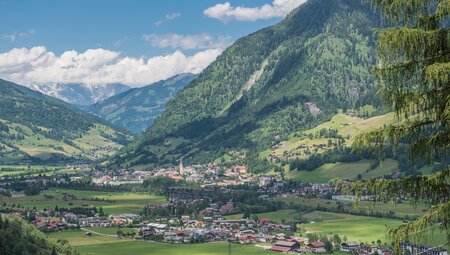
left=225, top=209, right=303, bottom=223
left=303, top=113, right=396, bottom=139
left=262, top=112, right=397, bottom=158
left=277, top=197, right=428, bottom=218
left=76, top=242, right=274, bottom=255
left=48, top=229, right=273, bottom=255
left=299, top=211, right=403, bottom=243
left=285, top=159, right=399, bottom=183
left=1, top=188, right=166, bottom=214
left=84, top=227, right=138, bottom=235
left=48, top=230, right=131, bottom=246
left=77, top=241, right=273, bottom=255
left=259, top=112, right=401, bottom=183
left=0, top=119, right=131, bottom=162
left=299, top=211, right=447, bottom=247
left=0, top=164, right=74, bottom=177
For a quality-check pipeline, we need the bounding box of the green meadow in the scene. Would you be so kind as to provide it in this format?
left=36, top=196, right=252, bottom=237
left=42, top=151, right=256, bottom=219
left=299, top=211, right=402, bottom=243
left=225, top=209, right=302, bottom=223
left=1, top=188, right=166, bottom=214
left=76, top=241, right=273, bottom=255
left=277, top=197, right=428, bottom=218
left=299, top=211, right=447, bottom=247
left=285, top=159, right=399, bottom=183
left=0, top=164, right=70, bottom=177
left=48, top=230, right=273, bottom=255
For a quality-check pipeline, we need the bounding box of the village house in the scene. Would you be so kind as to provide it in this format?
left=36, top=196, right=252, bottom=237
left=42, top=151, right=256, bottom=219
left=340, top=242, right=360, bottom=252
left=271, top=240, right=301, bottom=252
left=308, top=241, right=327, bottom=253
left=401, top=243, right=448, bottom=255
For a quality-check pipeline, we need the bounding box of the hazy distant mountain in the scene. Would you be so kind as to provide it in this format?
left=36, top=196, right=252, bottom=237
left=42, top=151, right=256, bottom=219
left=88, top=73, right=197, bottom=134
left=26, top=83, right=131, bottom=106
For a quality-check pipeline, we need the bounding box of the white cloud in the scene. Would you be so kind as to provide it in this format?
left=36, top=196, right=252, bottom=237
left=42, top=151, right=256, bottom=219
left=143, top=33, right=233, bottom=50
left=165, top=12, right=181, bottom=20
left=153, top=20, right=163, bottom=27
left=204, top=0, right=307, bottom=22
left=1, top=29, right=35, bottom=42
left=0, top=46, right=222, bottom=87
left=154, top=12, right=181, bottom=27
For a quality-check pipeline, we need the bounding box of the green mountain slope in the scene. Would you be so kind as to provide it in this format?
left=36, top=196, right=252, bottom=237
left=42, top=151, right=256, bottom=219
left=0, top=215, right=76, bottom=255
left=111, top=0, right=382, bottom=168
left=0, top=79, right=133, bottom=163
left=88, top=73, right=197, bottom=134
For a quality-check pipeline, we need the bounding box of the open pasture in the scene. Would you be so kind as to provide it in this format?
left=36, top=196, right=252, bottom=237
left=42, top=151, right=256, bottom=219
left=225, top=209, right=302, bottom=223
left=300, top=211, right=446, bottom=247
left=300, top=211, right=403, bottom=243
left=277, top=197, right=428, bottom=218
left=1, top=188, right=166, bottom=214
left=48, top=229, right=273, bottom=255
left=285, top=159, right=399, bottom=183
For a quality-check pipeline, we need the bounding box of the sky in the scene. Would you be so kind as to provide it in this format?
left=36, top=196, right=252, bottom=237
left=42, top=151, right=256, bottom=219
left=0, top=0, right=307, bottom=87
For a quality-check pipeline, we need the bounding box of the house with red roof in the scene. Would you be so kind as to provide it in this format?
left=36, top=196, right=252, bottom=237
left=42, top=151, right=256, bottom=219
left=308, top=241, right=327, bottom=253
left=220, top=201, right=234, bottom=213
left=271, top=240, right=301, bottom=252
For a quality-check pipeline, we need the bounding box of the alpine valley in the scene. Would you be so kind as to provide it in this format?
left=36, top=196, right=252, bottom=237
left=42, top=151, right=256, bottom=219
left=88, top=73, right=197, bottom=134
left=1, top=0, right=448, bottom=255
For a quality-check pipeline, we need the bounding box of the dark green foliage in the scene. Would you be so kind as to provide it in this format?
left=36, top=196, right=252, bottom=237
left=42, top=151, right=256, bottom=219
left=112, top=0, right=383, bottom=167
left=324, top=239, right=334, bottom=252
left=0, top=215, right=76, bottom=255
left=349, top=0, right=450, bottom=251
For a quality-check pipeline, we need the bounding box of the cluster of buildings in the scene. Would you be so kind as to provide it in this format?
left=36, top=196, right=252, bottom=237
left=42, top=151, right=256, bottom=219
left=401, top=243, right=448, bottom=255
left=91, top=170, right=151, bottom=185
left=139, top=217, right=294, bottom=244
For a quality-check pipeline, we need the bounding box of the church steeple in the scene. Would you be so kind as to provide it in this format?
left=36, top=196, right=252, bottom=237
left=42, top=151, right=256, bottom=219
left=179, top=158, right=184, bottom=176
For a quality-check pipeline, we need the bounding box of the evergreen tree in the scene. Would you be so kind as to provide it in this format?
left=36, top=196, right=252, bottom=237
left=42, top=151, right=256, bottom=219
left=350, top=0, right=450, bottom=252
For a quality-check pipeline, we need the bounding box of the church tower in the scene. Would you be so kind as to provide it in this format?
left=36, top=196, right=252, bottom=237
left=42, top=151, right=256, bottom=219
left=179, top=158, right=184, bottom=176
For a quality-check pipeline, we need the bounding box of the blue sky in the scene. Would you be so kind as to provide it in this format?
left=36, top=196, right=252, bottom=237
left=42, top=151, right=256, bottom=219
left=0, top=0, right=306, bottom=86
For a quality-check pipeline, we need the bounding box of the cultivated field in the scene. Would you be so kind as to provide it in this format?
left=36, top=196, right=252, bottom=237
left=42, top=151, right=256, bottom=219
left=225, top=209, right=302, bottom=223
left=285, top=159, right=399, bottom=183
left=277, top=197, right=428, bottom=217
left=1, top=188, right=166, bottom=214
left=299, top=211, right=447, bottom=247
left=48, top=230, right=274, bottom=255
left=0, top=164, right=73, bottom=177
left=299, top=211, right=402, bottom=243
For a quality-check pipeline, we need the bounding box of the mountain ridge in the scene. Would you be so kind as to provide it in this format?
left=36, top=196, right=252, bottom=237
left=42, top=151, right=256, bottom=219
left=110, top=0, right=383, bottom=168
left=26, top=82, right=131, bottom=106
left=0, top=78, right=132, bottom=163
left=88, top=73, right=198, bottom=134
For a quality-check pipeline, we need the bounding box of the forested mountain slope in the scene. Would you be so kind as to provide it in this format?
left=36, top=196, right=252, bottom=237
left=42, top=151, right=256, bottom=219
left=88, top=73, right=197, bottom=134
left=111, top=0, right=382, bottom=168
left=0, top=215, right=76, bottom=255
left=0, top=79, right=132, bottom=163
